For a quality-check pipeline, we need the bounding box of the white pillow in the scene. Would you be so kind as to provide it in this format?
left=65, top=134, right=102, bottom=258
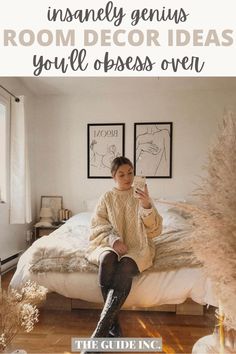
left=154, top=199, right=192, bottom=219
left=160, top=209, right=189, bottom=234
left=154, top=199, right=172, bottom=214
left=66, top=212, right=92, bottom=226
left=163, top=210, right=186, bottom=226
left=168, top=206, right=193, bottom=219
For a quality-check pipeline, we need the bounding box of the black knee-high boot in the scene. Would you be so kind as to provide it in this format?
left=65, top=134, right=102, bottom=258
left=80, top=289, right=126, bottom=354
left=99, top=252, right=122, bottom=338
left=97, top=257, right=139, bottom=339
left=80, top=257, right=139, bottom=354
left=100, top=286, right=123, bottom=338
left=92, top=288, right=126, bottom=338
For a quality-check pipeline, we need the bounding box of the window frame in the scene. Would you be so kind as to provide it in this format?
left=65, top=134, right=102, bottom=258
left=0, top=88, right=10, bottom=204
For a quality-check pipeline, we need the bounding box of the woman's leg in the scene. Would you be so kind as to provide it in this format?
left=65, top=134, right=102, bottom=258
left=91, top=257, right=139, bottom=338
left=112, top=257, right=139, bottom=295
left=98, top=251, right=122, bottom=337
left=109, top=257, right=139, bottom=337
left=98, top=251, right=119, bottom=301
left=81, top=257, right=139, bottom=354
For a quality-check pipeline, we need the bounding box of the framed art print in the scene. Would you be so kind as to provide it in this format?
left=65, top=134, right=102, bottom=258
left=88, top=123, right=125, bottom=178
left=134, top=122, right=173, bottom=178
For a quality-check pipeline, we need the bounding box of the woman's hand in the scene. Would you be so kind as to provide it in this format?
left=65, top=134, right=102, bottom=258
left=136, top=184, right=152, bottom=209
left=113, top=240, right=128, bottom=256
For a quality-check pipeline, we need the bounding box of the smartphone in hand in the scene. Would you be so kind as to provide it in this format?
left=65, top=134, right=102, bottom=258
left=133, top=176, right=146, bottom=198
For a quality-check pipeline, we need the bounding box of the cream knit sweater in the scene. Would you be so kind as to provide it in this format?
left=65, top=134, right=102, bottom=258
left=86, top=187, right=163, bottom=272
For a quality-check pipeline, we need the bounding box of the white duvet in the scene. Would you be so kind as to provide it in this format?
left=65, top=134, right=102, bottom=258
left=10, top=210, right=218, bottom=308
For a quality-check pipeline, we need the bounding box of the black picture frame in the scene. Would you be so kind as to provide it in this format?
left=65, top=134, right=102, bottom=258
left=87, top=123, right=125, bottom=178
left=134, top=122, right=173, bottom=178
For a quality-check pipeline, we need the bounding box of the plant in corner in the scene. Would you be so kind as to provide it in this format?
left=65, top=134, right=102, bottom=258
left=0, top=281, right=47, bottom=352
left=166, top=111, right=236, bottom=352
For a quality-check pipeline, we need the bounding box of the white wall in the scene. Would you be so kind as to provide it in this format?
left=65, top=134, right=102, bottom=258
left=1, top=77, right=236, bottom=259
left=31, top=78, right=236, bottom=215
left=0, top=78, right=36, bottom=260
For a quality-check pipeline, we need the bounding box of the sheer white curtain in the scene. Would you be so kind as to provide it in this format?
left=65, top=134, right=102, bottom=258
left=10, top=96, right=32, bottom=224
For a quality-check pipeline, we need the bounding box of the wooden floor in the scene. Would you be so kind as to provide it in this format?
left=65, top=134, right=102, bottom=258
left=1, top=270, right=216, bottom=354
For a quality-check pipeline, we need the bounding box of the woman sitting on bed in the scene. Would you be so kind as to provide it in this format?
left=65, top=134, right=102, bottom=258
left=83, top=156, right=162, bottom=350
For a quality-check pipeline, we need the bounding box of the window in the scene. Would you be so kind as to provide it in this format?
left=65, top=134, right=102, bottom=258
left=0, top=93, right=10, bottom=203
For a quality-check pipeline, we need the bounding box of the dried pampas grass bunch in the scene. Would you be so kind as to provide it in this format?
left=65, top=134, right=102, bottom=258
left=191, top=112, right=236, bottom=330
left=173, top=112, right=236, bottom=330
left=0, top=281, right=47, bottom=352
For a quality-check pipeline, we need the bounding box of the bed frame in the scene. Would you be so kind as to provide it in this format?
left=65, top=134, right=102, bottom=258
left=42, top=292, right=204, bottom=315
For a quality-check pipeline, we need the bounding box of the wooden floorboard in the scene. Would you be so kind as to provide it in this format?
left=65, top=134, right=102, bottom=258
left=1, top=270, right=216, bottom=354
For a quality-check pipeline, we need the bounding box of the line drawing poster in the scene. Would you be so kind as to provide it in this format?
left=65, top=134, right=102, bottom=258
left=88, top=123, right=125, bottom=178
left=134, top=122, right=172, bottom=178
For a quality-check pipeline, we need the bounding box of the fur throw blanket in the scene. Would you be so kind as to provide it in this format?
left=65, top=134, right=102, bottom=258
left=29, top=220, right=201, bottom=274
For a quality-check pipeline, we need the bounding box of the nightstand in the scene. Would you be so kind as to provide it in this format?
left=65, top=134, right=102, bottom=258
left=33, top=224, right=64, bottom=241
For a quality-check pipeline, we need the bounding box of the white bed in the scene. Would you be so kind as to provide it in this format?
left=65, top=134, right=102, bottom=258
left=10, top=202, right=218, bottom=309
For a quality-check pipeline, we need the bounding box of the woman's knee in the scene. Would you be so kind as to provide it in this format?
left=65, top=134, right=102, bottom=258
left=118, top=257, right=139, bottom=277
left=99, top=251, right=118, bottom=268
left=98, top=251, right=118, bottom=288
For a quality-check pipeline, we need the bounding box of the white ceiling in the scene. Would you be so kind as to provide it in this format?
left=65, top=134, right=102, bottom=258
left=18, top=77, right=236, bottom=97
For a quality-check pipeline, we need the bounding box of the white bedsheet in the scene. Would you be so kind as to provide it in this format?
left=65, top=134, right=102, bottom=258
left=12, top=265, right=217, bottom=308
left=10, top=210, right=217, bottom=308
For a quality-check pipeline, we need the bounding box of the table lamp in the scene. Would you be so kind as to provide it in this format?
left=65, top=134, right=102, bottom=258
left=35, top=207, right=53, bottom=227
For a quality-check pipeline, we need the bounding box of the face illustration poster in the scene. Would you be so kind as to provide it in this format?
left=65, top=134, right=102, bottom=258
left=1, top=1, right=236, bottom=354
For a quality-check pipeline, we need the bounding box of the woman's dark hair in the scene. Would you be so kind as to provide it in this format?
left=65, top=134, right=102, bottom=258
left=111, top=156, right=133, bottom=176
